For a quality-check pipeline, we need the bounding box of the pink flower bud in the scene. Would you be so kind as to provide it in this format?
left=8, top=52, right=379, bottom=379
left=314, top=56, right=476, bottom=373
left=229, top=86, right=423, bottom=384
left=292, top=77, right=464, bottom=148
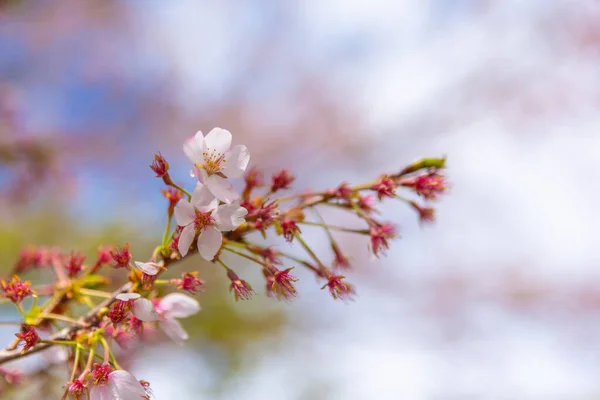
left=14, top=325, right=39, bottom=352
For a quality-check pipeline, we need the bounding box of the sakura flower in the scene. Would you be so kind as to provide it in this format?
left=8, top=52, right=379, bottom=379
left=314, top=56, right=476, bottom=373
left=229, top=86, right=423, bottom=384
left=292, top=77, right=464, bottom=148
left=174, top=182, right=248, bottom=260
left=131, top=293, right=201, bottom=345
left=184, top=127, right=250, bottom=202
left=89, top=365, right=147, bottom=400
left=133, top=261, right=160, bottom=288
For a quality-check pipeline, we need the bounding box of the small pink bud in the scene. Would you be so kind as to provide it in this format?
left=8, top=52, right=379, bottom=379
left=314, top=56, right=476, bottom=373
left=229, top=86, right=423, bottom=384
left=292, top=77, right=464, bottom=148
left=270, top=169, right=295, bottom=192
left=0, top=367, right=22, bottom=385
left=331, top=243, right=351, bottom=270
left=410, top=201, right=435, bottom=224
left=249, top=246, right=283, bottom=265
left=281, top=219, right=301, bottom=242
left=244, top=166, right=264, bottom=191
left=65, top=252, right=86, bottom=277
left=66, top=379, right=85, bottom=399
left=369, top=223, right=398, bottom=257
left=226, top=269, right=254, bottom=301
left=14, top=325, right=39, bottom=352
left=357, top=194, right=377, bottom=214
left=321, top=275, right=355, bottom=301
left=110, top=244, right=131, bottom=269
left=173, top=272, right=205, bottom=294
left=403, top=172, right=447, bottom=200
left=371, top=176, right=397, bottom=200
left=264, top=266, right=298, bottom=301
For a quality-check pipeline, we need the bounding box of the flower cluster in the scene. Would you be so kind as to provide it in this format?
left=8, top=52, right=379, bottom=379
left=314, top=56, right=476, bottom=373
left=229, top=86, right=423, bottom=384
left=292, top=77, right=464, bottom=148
left=0, top=127, right=447, bottom=397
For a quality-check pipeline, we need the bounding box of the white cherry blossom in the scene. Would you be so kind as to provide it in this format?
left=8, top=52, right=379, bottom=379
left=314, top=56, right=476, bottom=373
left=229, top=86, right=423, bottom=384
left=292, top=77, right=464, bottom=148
left=183, top=127, right=250, bottom=203
left=89, top=370, right=147, bottom=400
left=131, top=293, right=201, bottom=345
left=174, top=182, right=248, bottom=260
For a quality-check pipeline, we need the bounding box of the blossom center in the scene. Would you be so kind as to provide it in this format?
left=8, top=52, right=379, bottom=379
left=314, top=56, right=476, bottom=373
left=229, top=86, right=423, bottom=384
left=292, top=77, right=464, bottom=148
left=201, top=147, right=226, bottom=175
left=194, top=210, right=215, bottom=230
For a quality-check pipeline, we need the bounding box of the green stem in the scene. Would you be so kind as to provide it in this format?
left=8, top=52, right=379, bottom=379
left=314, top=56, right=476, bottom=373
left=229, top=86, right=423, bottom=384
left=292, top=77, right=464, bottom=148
left=223, top=246, right=266, bottom=266
left=40, top=340, right=79, bottom=347
left=100, top=337, right=120, bottom=369
left=299, top=221, right=369, bottom=235
left=162, top=215, right=173, bottom=247
left=78, top=288, right=112, bottom=299
left=169, top=182, right=191, bottom=200
left=294, top=234, right=326, bottom=269
left=70, top=345, right=81, bottom=382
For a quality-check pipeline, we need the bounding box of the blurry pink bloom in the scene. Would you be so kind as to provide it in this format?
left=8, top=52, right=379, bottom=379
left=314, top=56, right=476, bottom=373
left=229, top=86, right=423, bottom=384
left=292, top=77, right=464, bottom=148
left=89, top=366, right=147, bottom=400
left=369, top=223, right=398, bottom=257
left=184, top=128, right=250, bottom=202
left=65, top=252, right=86, bottom=277
left=322, top=275, right=356, bottom=301
left=270, top=169, right=295, bottom=192
left=109, top=244, right=132, bottom=269
left=1, top=276, right=32, bottom=304
left=371, top=176, right=397, bottom=200
left=174, top=183, right=247, bottom=260
left=226, top=269, right=254, bottom=301
left=173, top=271, right=205, bottom=294
left=131, top=293, right=200, bottom=345
left=280, top=219, right=301, bottom=242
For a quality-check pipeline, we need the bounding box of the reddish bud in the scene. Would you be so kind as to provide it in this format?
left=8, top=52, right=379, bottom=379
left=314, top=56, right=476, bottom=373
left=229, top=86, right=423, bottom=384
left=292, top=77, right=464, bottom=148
left=150, top=152, right=170, bottom=177
left=244, top=166, right=264, bottom=191
left=410, top=201, right=435, bottom=224
left=331, top=243, right=351, bottom=270
left=110, top=244, right=131, bottom=269
left=330, top=182, right=353, bottom=200
left=251, top=200, right=278, bottom=232
left=226, top=269, right=254, bottom=301
left=65, top=252, right=86, bottom=277
left=271, top=169, right=295, bottom=192
left=321, top=275, right=356, bottom=301
left=371, top=176, right=397, bottom=200
left=264, top=266, right=298, bottom=301
left=357, top=194, right=377, bottom=214
left=249, top=245, right=283, bottom=265
left=281, top=219, right=301, bottom=242
left=403, top=172, right=447, bottom=200
left=15, top=325, right=39, bottom=352
left=369, top=223, right=398, bottom=257
left=173, top=272, right=205, bottom=294
left=67, top=379, right=85, bottom=399
left=1, top=275, right=33, bottom=303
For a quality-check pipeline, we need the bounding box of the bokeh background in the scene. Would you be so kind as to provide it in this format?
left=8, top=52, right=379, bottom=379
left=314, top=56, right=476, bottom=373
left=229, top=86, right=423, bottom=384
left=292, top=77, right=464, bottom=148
left=1, top=0, right=600, bottom=399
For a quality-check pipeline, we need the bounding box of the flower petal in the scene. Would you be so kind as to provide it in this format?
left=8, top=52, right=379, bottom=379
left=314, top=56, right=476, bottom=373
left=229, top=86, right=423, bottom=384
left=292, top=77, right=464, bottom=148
left=173, top=199, right=195, bottom=227
left=223, top=145, right=250, bottom=178
left=183, top=131, right=204, bottom=164
left=160, top=318, right=189, bottom=345
left=90, top=384, right=113, bottom=400
left=159, top=293, right=201, bottom=319
left=133, top=262, right=159, bottom=276
left=197, top=226, right=222, bottom=261
left=108, top=370, right=147, bottom=399
left=203, top=127, right=231, bottom=154
left=177, top=224, right=196, bottom=258
left=116, top=293, right=141, bottom=301
left=190, top=183, right=218, bottom=212
left=206, top=175, right=240, bottom=203
left=132, top=298, right=159, bottom=322
left=212, top=202, right=248, bottom=231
